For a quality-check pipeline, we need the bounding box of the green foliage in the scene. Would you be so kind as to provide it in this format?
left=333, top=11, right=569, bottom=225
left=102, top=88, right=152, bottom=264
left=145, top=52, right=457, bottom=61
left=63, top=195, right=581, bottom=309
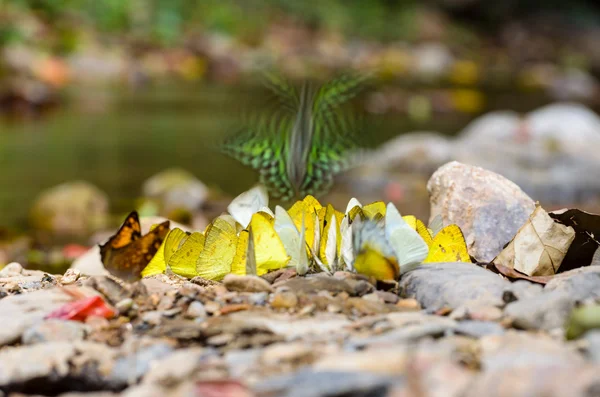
left=1, top=0, right=424, bottom=50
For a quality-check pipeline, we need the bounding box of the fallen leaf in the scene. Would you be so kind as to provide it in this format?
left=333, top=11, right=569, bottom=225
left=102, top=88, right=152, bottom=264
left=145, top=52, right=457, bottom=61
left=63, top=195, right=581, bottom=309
left=492, top=262, right=554, bottom=285
left=493, top=204, right=575, bottom=276
left=46, top=295, right=116, bottom=321
left=195, top=380, right=255, bottom=397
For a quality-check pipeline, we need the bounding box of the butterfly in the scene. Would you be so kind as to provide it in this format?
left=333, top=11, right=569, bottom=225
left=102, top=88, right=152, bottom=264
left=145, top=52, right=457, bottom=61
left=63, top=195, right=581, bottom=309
left=99, top=211, right=170, bottom=281
left=221, top=73, right=371, bottom=202
left=423, top=224, right=471, bottom=263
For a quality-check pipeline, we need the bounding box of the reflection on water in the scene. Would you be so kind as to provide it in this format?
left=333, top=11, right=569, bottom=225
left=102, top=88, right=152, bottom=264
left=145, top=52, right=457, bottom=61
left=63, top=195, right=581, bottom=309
left=0, top=82, right=556, bottom=229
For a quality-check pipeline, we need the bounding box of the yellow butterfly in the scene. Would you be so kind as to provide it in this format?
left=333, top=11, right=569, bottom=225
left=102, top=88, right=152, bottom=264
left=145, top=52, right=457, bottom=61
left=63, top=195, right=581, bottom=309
left=142, top=227, right=189, bottom=277
left=352, top=219, right=399, bottom=281
left=288, top=195, right=321, bottom=254
left=196, top=215, right=238, bottom=281
left=248, top=211, right=290, bottom=276
left=423, top=224, right=471, bottom=263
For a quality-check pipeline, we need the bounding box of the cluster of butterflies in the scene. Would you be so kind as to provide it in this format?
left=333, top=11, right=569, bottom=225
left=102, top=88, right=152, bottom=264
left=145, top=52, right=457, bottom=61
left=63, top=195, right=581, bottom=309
left=99, top=185, right=471, bottom=283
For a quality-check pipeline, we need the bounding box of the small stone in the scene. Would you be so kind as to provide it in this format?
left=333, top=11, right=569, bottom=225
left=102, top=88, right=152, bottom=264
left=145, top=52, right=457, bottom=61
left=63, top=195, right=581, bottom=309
left=0, top=262, right=24, bottom=277
left=298, top=304, right=316, bottom=316
left=115, top=298, right=134, bottom=314
left=248, top=292, right=269, bottom=306
left=61, top=269, right=81, bottom=285
left=362, top=293, right=383, bottom=303
left=22, top=319, right=86, bottom=344
left=206, top=333, right=235, bottom=347
left=141, top=311, right=163, bottom=326
left=223, top=274, right=274, bottom=293
left=348, top=297, right=390, bottom=315
left=204, top=301, right=221, bottom=314
left=185, top=301, right=207, bottom=319
left=345, top=279, right=375, bottom=296
left=327, top=304, right=342, bottom=313
left=219, top=303, right=251, bottom=315
left=455, top=320, right=505, bottom=338
left=161, top=308, right=182, bottom=318
left=396, top=298, right=421, bottom=310
left=260, top=342, right=316, bottom=366
left=271, top=291, right=298, bottom=310
left=375, top=291, right=399, bottom=304
left=275, top=276, right=355, bottom=295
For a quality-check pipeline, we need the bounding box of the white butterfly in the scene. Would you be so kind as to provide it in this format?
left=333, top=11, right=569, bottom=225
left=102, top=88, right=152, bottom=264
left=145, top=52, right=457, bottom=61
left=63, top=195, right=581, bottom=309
left=227, top=184, right=269, bottom=229
left=385, top=203, right=429, bottom=274
left=274, top=206, right=309, bottom=275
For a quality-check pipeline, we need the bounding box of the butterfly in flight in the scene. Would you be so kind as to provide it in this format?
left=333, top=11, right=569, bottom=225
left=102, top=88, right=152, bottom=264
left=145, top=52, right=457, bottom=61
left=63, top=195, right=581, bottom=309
left=221, top=73, right=371, bottom=202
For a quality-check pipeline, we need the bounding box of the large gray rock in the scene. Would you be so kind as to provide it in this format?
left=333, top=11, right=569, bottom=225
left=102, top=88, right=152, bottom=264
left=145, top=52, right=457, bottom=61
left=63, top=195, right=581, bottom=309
left=399, top=262, right=512, bottom=311
left=367, top=132, right=453, bottom=174
left=504, top=290, right=574, bottom=331
left=427, top=161, right=535, bottom=262
left=454, top=104, right=600, bottom=205
left=505, top=267, right=600, bottom=331
left=544, top=266, right=600, bottom=300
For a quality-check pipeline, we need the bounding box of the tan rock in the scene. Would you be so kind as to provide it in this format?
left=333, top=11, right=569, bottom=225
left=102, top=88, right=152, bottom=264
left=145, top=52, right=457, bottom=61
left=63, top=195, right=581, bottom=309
left=427, top=161, right=535, bottom=262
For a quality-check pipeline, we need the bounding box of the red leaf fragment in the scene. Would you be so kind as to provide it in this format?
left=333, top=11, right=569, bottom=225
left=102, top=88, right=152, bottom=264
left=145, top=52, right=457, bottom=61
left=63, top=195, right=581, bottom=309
left=195, top=380, right=255, bottom=397
left=46, top=295, right=116, bottom=322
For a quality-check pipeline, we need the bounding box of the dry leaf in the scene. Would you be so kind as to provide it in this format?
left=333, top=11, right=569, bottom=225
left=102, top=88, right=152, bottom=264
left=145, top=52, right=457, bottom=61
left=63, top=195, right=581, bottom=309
left=493, top=205, right=575, bottom=276
left=492, top=263, right=554, bottom=285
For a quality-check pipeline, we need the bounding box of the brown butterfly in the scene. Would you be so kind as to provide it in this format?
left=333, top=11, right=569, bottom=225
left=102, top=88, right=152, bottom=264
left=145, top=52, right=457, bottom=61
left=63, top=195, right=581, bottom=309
left=99, top=211, right=170, bottom=281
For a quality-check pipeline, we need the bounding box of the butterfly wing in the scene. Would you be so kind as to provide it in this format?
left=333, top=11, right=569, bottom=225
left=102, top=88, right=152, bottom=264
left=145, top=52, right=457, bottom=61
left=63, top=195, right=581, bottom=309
left=385, top=203, right=428, bottom=274
left=221, top=111, right=296, bottom=201
left=101, top=219, right=170, bottom=281
left=301, top=75, right=371, bottom=197
left=99, top=211, right=142, bottom=261
left=353, top=219, right=399, bottom=281
left=227, top=185, right=269, bottom=228
left=423, top=225, right=471, bottom=263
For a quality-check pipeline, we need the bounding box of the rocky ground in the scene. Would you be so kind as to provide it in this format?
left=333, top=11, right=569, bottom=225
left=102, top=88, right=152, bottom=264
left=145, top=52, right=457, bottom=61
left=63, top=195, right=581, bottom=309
left=1, top=260, right=600, bottom=397
left=3, top=161, right=600, bottom=397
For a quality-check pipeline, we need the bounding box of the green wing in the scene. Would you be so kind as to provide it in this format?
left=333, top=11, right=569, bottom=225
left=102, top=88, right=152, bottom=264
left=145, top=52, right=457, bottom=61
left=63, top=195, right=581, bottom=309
left=221, top=111, right=296, bottom=201
left=300, top=74, right=371, bottom=197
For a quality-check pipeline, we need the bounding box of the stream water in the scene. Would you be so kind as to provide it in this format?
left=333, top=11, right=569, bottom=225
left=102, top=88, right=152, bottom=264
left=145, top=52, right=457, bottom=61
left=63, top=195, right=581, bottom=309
left=0, top=81, right=558, bottom=229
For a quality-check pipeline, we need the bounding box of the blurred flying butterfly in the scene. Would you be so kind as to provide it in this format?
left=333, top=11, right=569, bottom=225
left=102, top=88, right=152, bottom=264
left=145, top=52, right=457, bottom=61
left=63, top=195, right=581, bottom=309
left=99, top=211, right=170, bottom=281
left=221, top=72, right=372, bottom=202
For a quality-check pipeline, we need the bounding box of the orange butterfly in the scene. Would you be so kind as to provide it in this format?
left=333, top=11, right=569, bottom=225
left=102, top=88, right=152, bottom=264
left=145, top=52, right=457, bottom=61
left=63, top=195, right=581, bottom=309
left=99, top=211, right=170, bottom=281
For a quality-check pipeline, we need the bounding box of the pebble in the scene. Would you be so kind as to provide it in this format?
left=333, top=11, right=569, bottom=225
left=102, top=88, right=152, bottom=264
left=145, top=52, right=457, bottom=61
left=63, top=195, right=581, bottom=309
left=22, top=319, right=86, bottom=344
left=185, top=301, right=207, bottom=319
left=61, top=269, right=81, bottom=285
left=223, top=274, right=274, bottom=293
left=203, top=301, right=221, bottom=314
left=271, top=291, right=299, bottom=310
left=455, top=320, right=505, bottom=338
left=396, top=298, right=421, bottom=310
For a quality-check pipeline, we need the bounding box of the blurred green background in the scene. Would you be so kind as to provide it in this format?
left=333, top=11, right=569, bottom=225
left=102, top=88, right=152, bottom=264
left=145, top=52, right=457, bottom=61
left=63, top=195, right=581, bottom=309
left=1, top=0, right=600, bottom=232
